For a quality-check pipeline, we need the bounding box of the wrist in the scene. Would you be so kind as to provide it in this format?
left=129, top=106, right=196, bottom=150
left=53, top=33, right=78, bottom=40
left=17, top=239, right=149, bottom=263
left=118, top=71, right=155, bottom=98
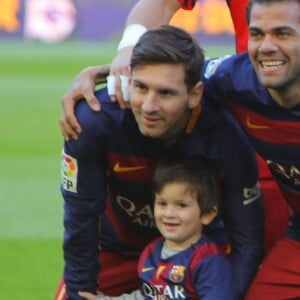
left=117, top=24, right=147, bottom=51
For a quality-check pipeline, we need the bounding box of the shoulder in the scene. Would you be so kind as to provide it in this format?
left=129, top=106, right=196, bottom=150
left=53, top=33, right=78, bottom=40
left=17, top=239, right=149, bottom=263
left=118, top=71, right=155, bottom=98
left=75, top=87, right=130, bottom=132
left=142, top=237, right=164, bottom=254
left=191, top=235, right=221, bottom=261
left=189, top=236, right=231, bottom=273
left=202, top=101, right=253, bottom=149
left=203, top=53, right=253, bottom=80
left=138, top=237, right=164, bottom=271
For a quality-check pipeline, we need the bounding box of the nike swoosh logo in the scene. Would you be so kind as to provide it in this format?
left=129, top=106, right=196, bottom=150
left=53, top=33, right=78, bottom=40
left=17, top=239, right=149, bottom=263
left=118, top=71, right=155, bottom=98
left=142, top=267, right=154, bottom=272
left=246, top=117, right=270, bottom=129
left=113, top=163, right=146, bottom=173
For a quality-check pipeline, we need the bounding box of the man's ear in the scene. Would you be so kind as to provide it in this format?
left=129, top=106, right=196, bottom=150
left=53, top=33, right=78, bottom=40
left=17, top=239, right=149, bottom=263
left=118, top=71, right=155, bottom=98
left=188, top=81, right=203, bottom=109
left=201, top=206, right=218, bottom=226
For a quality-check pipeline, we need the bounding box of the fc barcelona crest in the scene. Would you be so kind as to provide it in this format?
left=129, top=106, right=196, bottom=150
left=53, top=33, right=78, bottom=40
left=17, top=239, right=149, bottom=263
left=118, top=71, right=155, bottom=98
left=169, top=265, right=185, bottom=283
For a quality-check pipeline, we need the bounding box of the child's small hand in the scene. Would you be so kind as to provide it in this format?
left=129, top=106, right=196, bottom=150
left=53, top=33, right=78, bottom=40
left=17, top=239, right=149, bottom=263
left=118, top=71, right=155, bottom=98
left=79, top=291, right=109, bottom=299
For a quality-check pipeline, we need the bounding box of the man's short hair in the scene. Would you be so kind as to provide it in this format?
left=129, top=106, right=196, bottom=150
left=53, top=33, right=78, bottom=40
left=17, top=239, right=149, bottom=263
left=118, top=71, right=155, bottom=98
left=246, top=0, right=300, bottom=24
left=130, top=25, right=205, bottom=91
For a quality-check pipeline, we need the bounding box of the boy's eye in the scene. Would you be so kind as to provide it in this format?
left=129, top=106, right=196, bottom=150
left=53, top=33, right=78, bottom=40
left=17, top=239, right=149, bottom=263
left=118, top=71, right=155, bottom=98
left=156, top=200, right=166, bottom=206
left=179, top=203, right=188, bottom=208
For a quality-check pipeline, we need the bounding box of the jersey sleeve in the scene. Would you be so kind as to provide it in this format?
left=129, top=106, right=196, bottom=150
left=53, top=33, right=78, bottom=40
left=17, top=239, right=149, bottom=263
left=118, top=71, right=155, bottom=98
left=201, top=54, right=250, bottom=106
left=201, top=56, right=232, bottom=105
left=61, top=93, right=110, bottom=299
left=177, top=0, right=197, bottom=10
left=201, top=55, right=265, bottom=296
left=212, top=111, right=264, bottom=297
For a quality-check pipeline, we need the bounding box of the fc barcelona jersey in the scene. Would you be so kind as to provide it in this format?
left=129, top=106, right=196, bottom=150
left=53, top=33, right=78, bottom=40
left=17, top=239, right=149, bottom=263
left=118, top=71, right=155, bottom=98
left=202, top=53, right=300, bottom=240
left=138, top=236, right=235, bottom=299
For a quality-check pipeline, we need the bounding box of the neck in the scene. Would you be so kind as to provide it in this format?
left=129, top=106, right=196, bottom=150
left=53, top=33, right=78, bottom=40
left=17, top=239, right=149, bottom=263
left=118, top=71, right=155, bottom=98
left=268, top=86, right=300, bottom=109
left=162, top=110, right=192, bottom=147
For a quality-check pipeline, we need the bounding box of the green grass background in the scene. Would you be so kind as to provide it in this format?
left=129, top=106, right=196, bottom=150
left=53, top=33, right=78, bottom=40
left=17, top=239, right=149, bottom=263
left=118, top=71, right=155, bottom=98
left=0, top=40, right=233, bottom=299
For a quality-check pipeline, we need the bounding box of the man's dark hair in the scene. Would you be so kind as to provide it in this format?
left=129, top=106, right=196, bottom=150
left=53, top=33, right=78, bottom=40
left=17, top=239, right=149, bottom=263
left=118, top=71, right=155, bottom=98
left=152, top=157, right=219, bottom=215
left=130, top=25, right=205, bottom=92
left=246, top=0, right=300, bottom=24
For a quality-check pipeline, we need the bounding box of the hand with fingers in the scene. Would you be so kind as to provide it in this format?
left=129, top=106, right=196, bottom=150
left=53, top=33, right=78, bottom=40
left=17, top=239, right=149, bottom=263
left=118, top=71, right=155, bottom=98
left=59, top=65, right=110, bottom=141
left=107, top=47, right=132, bottom=109
left=59, top=24, right=147, bottom=141
left=79, top=290, right=143, bottom=300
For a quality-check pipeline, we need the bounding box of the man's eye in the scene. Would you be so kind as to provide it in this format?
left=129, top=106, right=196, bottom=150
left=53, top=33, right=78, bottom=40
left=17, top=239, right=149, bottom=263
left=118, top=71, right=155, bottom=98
left=249, top=31, right=262, bottom=39
left=277, top=31, right=290, bottom=38
left=160, top=90, right=174, bottom=97
left=134, top=82, right=146, bottom=90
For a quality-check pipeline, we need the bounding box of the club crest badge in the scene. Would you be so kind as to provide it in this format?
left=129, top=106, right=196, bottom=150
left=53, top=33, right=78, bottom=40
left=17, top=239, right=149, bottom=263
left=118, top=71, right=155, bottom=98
left=169, top=265, right=185, bottom=283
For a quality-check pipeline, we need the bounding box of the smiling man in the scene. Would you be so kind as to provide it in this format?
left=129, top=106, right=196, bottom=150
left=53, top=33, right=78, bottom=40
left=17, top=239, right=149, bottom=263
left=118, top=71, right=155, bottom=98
left=200, top=0, right=300, bottom=298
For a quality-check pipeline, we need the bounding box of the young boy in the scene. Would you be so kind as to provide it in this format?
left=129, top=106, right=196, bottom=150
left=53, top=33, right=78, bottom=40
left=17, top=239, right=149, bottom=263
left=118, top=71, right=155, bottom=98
left=80, top=157, right=235, bottom=299
left=138, top=157, right=235, bottom=299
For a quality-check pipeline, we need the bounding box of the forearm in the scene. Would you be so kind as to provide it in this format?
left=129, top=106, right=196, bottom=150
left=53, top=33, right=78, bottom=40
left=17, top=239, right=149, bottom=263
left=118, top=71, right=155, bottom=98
left=125, top=0, right=181, bottom=28
left=227, top=225, right=264, bottom=296
left=225, top=192, right=264, bottom=297
left=63, top=196, right=101, bottom=299
left=95, top=290, right=143, bottom=300
left=62, top=115, right=107, bottom=299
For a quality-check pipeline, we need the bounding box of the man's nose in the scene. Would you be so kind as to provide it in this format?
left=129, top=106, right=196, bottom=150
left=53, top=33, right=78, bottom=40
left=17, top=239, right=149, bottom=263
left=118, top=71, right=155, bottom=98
left=141, top=92, right=159, bottom=112
left=258, top=35, right=278, bottom=53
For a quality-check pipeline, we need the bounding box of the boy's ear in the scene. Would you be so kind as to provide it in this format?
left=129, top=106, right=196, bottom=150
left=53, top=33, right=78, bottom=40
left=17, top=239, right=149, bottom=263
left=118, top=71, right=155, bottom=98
left=188, top=81, right=203, bottom=109
left=201, top=206, right=218, bottom=226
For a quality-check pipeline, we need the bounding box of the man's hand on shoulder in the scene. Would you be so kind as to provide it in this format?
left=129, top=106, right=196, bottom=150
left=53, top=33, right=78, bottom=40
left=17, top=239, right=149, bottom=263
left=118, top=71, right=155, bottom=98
left=59, top=65, right=110, bottom=141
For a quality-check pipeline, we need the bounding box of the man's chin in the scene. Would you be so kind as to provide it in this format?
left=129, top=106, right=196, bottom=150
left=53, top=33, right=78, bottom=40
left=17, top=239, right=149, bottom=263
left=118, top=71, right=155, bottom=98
left=141, top=131, right=161, bottom=138
left=138, top=124, right=160, bottom=137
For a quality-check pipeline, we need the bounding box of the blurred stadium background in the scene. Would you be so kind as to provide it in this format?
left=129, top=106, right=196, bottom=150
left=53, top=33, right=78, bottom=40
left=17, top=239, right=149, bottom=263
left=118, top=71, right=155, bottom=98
left=0, top=0, right=235, bottom=298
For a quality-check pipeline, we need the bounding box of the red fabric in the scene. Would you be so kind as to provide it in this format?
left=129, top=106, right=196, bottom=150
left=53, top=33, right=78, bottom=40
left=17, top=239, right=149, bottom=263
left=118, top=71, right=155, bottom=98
left=54, top=277, right=67, bottom=300
left=246, top=237, right=300, bottom=299
left=257, top=155, right=289, bottom=253
left=227, top=0, right=249, bottom=54
left=97, top=251, right=140, bottom=296
left=178, top=0, right=249, bottom=53
left=228, top=101, right=290, bottom=251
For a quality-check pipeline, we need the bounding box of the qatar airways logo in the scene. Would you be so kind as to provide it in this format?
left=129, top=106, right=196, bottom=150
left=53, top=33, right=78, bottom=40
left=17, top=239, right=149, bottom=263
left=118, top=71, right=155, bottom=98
left=116, top=195, right=156, bottom=228
left=267, top=160, right=300, bottom=186
left=142, top=283, right=185, bottom=299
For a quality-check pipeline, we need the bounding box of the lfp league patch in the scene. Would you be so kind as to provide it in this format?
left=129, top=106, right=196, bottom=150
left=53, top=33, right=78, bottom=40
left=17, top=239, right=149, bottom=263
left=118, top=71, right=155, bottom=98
left=204, top=55, right=231, bottom=79
left=61, top=151, right=78, bottom=193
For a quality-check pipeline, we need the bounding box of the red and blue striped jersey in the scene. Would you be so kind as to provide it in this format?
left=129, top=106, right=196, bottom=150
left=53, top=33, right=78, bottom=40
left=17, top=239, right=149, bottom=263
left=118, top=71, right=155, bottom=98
left=202, top=53, right=300, bottom=238
left=61, top=87, right=263, bottom=299
left=138, top=236, right=235, bottom=299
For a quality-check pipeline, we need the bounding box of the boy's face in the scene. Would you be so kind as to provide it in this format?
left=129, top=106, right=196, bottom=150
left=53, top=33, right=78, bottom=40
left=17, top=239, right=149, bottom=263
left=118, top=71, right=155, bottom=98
left=154, top=181, right=203, bottom=250
left=129, top=63, right=201, bottom=142
left=248, top=1, right=300, bottom=102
